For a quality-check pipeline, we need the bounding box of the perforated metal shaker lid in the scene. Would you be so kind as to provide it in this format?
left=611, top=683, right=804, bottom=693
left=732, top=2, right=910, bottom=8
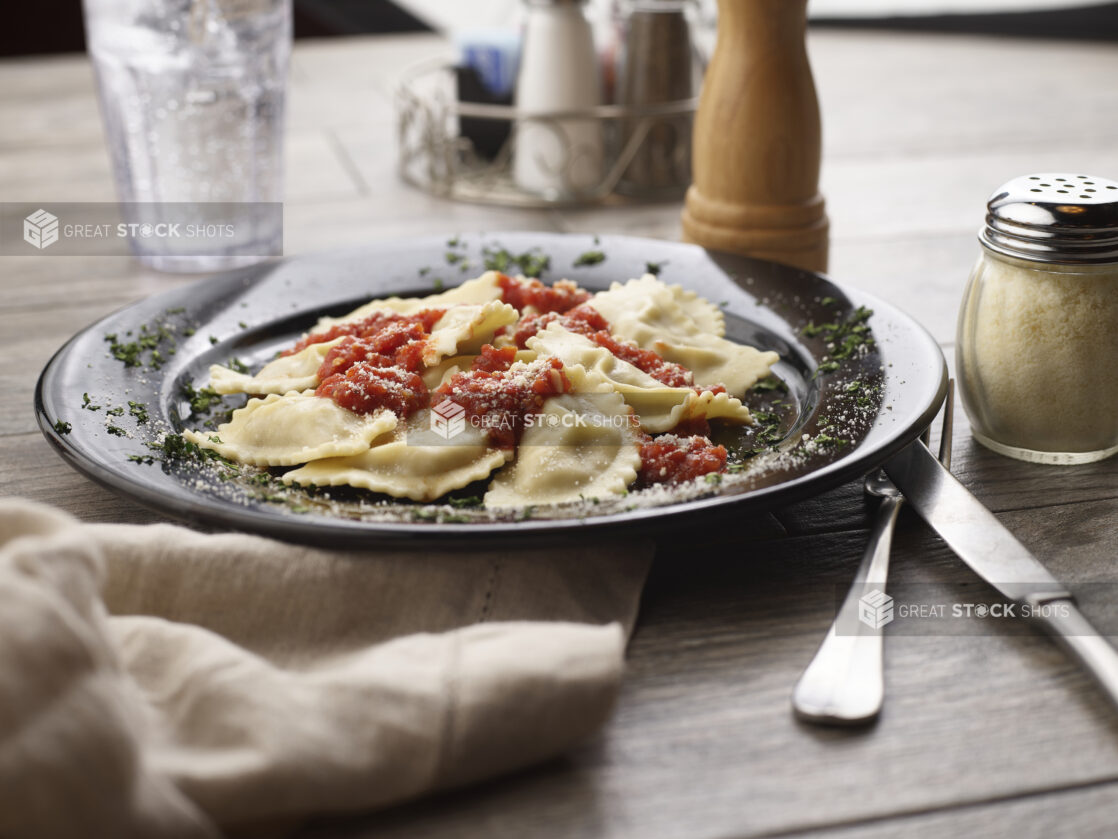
left=979, top=173, right=1118, bottom=265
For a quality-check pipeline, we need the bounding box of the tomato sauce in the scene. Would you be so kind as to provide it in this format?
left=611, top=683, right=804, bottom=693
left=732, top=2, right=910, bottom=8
left=315, top=323, right=431, bottom=380
left=316, top=364, right=428, bottom=419
left=510, top=304, right=609, bottom=347
left=638, top=434, right=727, bottom=486
left=497, top=274, right=590, bottom=314
left=286, top=308, right=445, bottom=355
left=306, top=311, right=446, bottom=418
left=470, top=344, right=519, bottom=374
left=437, top=356, right=570, bottom=448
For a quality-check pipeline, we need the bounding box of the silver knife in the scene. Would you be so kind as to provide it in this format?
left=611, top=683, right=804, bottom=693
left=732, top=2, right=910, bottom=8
left=884, top=440, right=1118, bottom=710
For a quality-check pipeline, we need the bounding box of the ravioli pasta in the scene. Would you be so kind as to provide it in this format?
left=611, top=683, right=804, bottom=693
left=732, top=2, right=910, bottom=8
left=183, top=271, right=781, bottom=509
left=586, top=275, right=777, bottom=396
left=484, top=386, right=641, bottom=508
left=282, top=411, right=511, bottom=502
left=311, top=272, right=504, bottom=335
left=209, top=337, right=345, bottom=396
left=423, top=300, right=519, bottom=365
left=526, top=322, right=752, bottom=432
left=184, top=392, right=396, bottom=467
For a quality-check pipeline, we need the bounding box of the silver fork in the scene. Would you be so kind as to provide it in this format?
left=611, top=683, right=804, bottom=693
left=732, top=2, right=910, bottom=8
left=792, top=381, right=954, bottom=725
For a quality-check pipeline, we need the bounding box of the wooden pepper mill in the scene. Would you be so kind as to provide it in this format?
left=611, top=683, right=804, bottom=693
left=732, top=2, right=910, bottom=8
left=681, top=0, right=829, bottom=272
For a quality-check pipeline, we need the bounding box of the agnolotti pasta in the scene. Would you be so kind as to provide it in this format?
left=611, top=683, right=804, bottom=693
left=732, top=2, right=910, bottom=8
left=184, top=391, right=396, bottom=467
left=184, top=270, right=786, bottom=509
left=209, top=337, right=345, bottom=396
left=282, top=411, right=511, bottom=502
left=484, top=386, right=641, bottom=508
left=586, top=276, right=777, bottom=396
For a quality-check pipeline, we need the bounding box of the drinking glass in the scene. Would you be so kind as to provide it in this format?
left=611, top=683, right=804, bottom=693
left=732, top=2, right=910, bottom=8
left=82, top=0, right=291, bottom=272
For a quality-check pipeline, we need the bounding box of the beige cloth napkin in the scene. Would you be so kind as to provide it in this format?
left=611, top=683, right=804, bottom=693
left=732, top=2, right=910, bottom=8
left=0, top=498, right=652, bottom=839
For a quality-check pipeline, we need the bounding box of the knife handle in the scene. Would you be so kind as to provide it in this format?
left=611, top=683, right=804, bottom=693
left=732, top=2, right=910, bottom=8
left=1032, top=597, right=1118, bottom=710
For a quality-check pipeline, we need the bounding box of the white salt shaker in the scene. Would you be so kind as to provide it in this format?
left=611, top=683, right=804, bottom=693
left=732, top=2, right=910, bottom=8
left=513, top=0, right=604, bottom=197
left=957, top=173, right=1118, bottom=464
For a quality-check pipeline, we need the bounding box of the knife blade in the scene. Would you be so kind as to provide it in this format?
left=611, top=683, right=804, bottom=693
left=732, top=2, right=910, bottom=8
left=883, top=440, right=1069, bottom=604
left=884, top=439, right=1118, bottom=711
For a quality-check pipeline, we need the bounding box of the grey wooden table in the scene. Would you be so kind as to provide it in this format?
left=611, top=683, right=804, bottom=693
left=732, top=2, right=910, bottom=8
left=3, top=29, right=1118, bottom=839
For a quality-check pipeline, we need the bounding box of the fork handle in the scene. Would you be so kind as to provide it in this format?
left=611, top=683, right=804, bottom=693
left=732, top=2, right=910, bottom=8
left=792, top=495, right=901, bottom=725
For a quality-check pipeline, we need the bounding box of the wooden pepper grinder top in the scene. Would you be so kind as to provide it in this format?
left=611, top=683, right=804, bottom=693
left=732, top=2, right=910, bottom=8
left=681, top=0, right=829, bottom=272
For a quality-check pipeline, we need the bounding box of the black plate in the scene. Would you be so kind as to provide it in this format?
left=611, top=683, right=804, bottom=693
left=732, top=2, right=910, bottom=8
left=36, top=233, right=946, bottom=547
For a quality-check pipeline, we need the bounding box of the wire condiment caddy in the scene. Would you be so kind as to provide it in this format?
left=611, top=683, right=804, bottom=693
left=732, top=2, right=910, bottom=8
left=395, top=58, right=699, bottom=208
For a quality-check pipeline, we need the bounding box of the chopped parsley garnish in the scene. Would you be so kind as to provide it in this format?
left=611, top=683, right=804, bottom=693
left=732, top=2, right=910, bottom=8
left=482, top=247, right=512, bottom=272
left=820, top=296, right=837, bottom=307
left=445, top=251, right=462, bottom=265
left=128, top=401, right=149, bottom=423
left=81, top=393, right=101, bottom=411
left=150, top=432, right=225, bottom=463
left=516, top=250, right=550, bottom=278
left=227, top=357, right=250, bottom=375
left=751, top=376, right=788, bottom=393
left=104, top=319, right=180, bottom=369
left=704, top=473, right=723, bottom=485
left=127, top=454, right=155, bottom=465
left=481, top=246, right=551, bottom=278
left=209, top=335, right=219, bottom=345
left=105, top=406, right=124, bottom=417
left=803, top=305, right=875, bottom=378
left=432, top=277, right=445, bottom=292
left=573, top=250, right=606, bottom=267
left=53, top=419, right=72, bottom=435
left=181, top=381, right=223, bottom=414
left=645, top=261, right=666, bottom=276
left=106, top=424, right=127, bottom=437
left=447, top=495, right=483, bottom=508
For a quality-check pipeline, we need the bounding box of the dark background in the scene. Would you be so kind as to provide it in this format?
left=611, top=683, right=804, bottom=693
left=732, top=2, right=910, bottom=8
left=1, top=0, right=1116, bottom=57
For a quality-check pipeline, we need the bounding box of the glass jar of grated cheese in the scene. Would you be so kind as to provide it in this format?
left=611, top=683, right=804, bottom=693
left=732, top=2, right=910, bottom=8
left=957, top=173, right=1118, bottom=465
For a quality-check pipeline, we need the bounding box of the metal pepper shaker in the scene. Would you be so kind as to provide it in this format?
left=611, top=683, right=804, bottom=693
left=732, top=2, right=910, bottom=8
left=617, top=0, right=697, bottom=194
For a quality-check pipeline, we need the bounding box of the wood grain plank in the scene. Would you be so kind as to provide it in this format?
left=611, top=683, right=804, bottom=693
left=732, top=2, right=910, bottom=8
left=782, top=779, right=1118, bottom=838
left=0, top=54, right=103, bottom=150
left=0, top=433, right=166, bottom=525
left=4, top=29, right=1118, bottom=839
left=810, top=30, right=1118, bottom=161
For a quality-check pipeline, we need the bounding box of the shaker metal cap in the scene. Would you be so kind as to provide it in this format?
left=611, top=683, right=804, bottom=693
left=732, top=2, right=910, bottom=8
left=980, top=173, right=1118, bottom=265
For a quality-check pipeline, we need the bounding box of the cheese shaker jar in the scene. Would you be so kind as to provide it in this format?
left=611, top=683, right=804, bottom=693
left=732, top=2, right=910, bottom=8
left=956, top=173, right=1118, bottom=464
